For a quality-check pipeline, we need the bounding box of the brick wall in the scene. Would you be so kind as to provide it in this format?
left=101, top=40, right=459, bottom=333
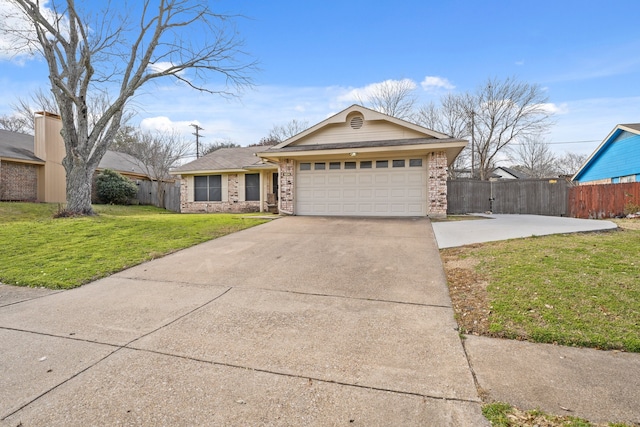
left=0, top=161, right=39, bottom=201
left=278, top=159, right=294, bottom=214
left=179, top=173, right=261, bottom=214
left=427, top=152, right=447, bottom=218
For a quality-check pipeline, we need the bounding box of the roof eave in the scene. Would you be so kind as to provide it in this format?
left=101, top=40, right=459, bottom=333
left=259, top=141, right=467, bottom=166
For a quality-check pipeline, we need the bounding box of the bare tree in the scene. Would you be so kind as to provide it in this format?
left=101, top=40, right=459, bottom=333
left=0, top=114, right=31, bottom=133
left=6, top=88, right=60, bottom=134
left=357, top=79, right=417, bottom=120
left=555, top=151, right=589, bottom=176
left=1, top=0, right=255, bottom=215
left=507, top=135, right=558, bottom=178
left=201, top=139, right=241, bottom=155
left=413, top=95, right=471, bottom=178
left=266, top=119, right=309, bottom=143
left=465, top=77, right=553, bottom=180
left=122, top=130, right=191, bottom=208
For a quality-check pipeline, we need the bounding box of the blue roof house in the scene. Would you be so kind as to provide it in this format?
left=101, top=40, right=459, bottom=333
left=572, top=123, right=640, bottom=184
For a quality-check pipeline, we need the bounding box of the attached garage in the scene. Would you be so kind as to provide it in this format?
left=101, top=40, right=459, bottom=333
left=296, top=157, right=427, bottom=216
left=258, top=105, right=467, bottom=218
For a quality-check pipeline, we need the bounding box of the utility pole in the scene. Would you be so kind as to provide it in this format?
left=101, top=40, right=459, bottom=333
left=470, top=111, right=475, bottom=179
left=191, top=123, right=204, bottom=158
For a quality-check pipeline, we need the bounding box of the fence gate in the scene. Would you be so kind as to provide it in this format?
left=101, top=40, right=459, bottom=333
left=447, top=179, right=569, bottom=216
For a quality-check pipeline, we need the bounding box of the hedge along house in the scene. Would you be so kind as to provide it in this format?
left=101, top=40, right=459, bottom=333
left=572, top=123, right=640, bottom=185
left=258, top=105, right=467, bottom=218
left=0, top=112, right=149, bottom=203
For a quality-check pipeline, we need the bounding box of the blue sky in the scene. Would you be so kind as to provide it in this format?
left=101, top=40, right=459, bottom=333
left=1, top=0, right=639, bottom=158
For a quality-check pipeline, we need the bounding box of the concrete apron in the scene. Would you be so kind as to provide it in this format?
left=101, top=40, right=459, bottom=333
left=0, top=216, right=488, bottom=426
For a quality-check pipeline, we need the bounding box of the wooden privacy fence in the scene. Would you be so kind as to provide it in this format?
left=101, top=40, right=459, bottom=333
left=568, top=182, right=640, bottom=218
left=136, top=180, right=181, bottom=212
left=447, top=179, right=569, bottom=216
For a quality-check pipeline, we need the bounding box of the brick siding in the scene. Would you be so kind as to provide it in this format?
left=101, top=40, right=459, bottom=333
left=0, top=161, right=39, bottom=201
left=427, top=152, right=447, bottom=218
left=278, top=159, right=294, bottom=214
left=179, top=173, right=261, bottom=214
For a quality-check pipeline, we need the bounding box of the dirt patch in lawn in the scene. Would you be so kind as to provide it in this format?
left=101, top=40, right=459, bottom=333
left=440, top=246, right=492, bottom=336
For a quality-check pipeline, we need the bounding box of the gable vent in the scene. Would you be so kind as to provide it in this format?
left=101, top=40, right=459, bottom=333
left=350, top=116, right=363, bottom=129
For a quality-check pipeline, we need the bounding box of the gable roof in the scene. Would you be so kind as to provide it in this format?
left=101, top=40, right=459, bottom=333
left=259, top=104, right=466, bottom=166
left=572, top=123, right=640, bottom=181
left=171, top=146, right=273, bottom=175
left=272, top=104, right=449, bottom=149
left=0, top=129, right=44, bottom=163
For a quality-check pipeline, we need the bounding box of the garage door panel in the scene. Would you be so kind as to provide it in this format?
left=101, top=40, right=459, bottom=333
left=296, top=158, right=427, bottom=217
left=327, top=176, right=341, bottom=185
left=343, top=175, right=357, bottom=185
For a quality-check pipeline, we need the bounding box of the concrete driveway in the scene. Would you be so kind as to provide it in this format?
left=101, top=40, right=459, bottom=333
left=432, top=214, right=618, bottom=248
left=0, top=217, right=489, bottom=426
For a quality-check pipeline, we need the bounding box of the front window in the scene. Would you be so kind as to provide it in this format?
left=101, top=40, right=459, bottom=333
left=194, top=175, right=222, bottom=201
left=245, top=173, right=260, bottom=201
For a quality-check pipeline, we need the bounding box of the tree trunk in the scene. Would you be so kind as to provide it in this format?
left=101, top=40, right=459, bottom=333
left=63, top=155, right=96, bottom=215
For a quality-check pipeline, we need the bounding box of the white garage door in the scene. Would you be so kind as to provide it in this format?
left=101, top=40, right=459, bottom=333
left=296, top=158, right=427, bottom=217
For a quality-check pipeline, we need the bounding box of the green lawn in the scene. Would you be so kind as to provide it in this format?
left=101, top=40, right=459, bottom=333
left=0, top=203, right=270, bottom=289
left=468, top=220, right=640, bottom=352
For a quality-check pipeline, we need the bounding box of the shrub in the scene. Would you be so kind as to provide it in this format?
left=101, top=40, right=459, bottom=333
left=95, top=169, right=138, bottom=205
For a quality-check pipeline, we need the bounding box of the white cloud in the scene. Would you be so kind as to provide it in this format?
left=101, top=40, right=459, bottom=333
left=420, top=76, right=455, bottom=92
left=147, top=61, right=186, bottom=76
left=515, top=60, right=525, bottom=66
left=0, top=0, right=64, bottom=62
left=536, top=102, right=569, bottom=115
left=337, top=78, right=418, bottom=104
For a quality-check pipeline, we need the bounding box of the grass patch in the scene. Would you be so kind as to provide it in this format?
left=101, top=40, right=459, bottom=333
left=430, top=214, right=489, bottom=222
left=482, top=402, right=630, bottom=426
left=0, top=202, right=269, bottom=289
left=443, top=220, right=640, bottom=352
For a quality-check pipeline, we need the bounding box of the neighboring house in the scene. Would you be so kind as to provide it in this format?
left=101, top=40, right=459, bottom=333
left=573, top=123, right=640, bottom=184
left=491, top=166, right=529, bottom=180
left=172, top=104, right=467, bottom=217
left=0, top=111, right=149, bottom=203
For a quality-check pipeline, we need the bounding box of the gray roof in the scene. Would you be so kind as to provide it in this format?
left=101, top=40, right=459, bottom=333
left=0, top=128, right=148, bottom=177
left=495, top=166, right=529, bottom=179
left=0, top=129, right=43, bottom=162
left=172, top=146, right=266, bottom=173
left=98, top=151, right=148, bottom=176
left=621, top=123, right=640, bottom=132
left=262, top=137, right=465, bottom=153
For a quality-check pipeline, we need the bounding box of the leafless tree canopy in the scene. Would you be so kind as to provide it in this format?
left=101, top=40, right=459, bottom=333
left=413, top=77, right=553, bottom=180
left=555, top=151, right=589, bottom=177
left=1, top=0, right=256, bottom=214
left=121, top=129, right=191, bottom=207
left=266, top=119, right=309, bottom=144
left=357, top=79, right=417, bottom=120
left=507, top=135, right=559, bottom=178
left=201, top=139, right=241, bottom=155
left=468, top=77, right=553, bottom=179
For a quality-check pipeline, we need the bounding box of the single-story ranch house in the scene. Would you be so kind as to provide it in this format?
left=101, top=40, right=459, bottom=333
left=172, top=105, right=467, bottom=218
left=572, top=123, right=640, bottom=185
left=0, top=112, right=149, bottom=203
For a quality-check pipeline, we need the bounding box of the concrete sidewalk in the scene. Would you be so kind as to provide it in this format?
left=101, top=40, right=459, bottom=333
left=0, top=217, right=489, bottom=426
left=432, top=213, right=618, bottom=249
